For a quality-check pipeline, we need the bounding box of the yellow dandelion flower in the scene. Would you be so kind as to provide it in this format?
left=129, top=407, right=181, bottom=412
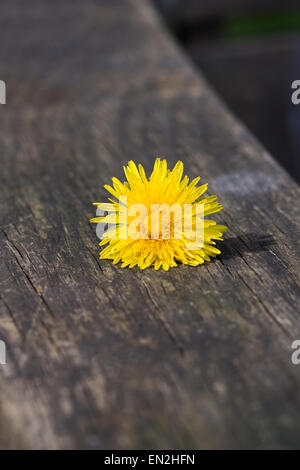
left=90, top=158, right=227, bottom=271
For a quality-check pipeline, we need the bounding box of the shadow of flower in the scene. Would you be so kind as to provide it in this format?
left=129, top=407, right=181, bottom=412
left=219, top=233, right=276, bottom=260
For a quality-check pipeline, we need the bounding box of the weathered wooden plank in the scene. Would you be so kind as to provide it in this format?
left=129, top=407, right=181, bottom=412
left=0, top=0, right=299, bottom=449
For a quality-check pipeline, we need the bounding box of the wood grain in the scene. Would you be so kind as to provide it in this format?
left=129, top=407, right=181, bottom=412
left=0, top=0, right=299, bottom=449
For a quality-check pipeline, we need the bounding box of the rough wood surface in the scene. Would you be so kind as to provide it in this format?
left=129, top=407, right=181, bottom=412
left=0, top=0, right=300, bottom=449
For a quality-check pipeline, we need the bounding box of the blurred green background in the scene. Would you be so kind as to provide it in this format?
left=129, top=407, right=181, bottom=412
left=154, top=0, right=300, bottom=183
